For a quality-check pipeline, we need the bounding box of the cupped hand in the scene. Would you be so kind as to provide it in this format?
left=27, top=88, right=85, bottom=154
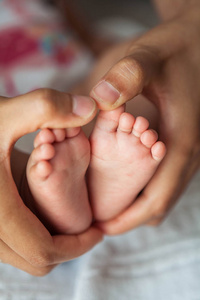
left=0, top=89, right=102, bottom=276
left=90, top=5, right=200, bottom=234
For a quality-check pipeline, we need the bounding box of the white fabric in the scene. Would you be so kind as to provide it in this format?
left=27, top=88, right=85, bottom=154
left=73, top=170, right=200, bottom=300
left=0, top=170, right=200, bottom=299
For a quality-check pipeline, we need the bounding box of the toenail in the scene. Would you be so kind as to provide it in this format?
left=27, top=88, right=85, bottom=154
left=152, top=155, right=162, bottom=161
left=118, top=127, right=131, bottom=133
left=92, top=80, right=120, bottom=104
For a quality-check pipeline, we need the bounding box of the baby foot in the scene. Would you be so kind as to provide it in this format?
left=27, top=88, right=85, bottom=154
left=88, top=106, right=166, bottom=222
left=27, top=127, right=92, bottom=234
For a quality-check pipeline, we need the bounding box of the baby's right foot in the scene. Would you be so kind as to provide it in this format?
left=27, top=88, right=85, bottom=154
left=88, top=106, right=166, bottom=222
left=27, top=127, right=92, bottom=234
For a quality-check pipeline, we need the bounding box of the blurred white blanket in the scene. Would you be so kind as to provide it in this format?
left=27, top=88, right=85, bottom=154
left=0, top=170, right=200, bottom=300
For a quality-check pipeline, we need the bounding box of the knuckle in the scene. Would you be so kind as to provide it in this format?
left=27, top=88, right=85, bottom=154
left=31, top=266, right=55, bottom=277
left=33, top=88, right=57, bottom=118
left=28, top=248, right=54, bottom=268
left=150, top=204, right=167, bottom=223
left=120, top=56, right=145, bottom=85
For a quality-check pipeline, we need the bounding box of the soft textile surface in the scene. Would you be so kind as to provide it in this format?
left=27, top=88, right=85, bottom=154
left=73, top=170, right=200, bottom=300
left=1, top=170, right=200, bottom=299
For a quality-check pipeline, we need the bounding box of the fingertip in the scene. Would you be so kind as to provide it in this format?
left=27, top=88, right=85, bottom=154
left=85, top=225, right=104, bottom=243
left=90, top=55, right=147, bottom=110
left=93, top=221, right=118, bottom=236
left=91, top=80, right=120, bottom=105
left=72, top=95, right=97, bottom=118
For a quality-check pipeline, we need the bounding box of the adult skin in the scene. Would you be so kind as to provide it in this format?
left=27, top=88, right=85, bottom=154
left=0, top=89, right=102, bottom=276
left=88, top=0, right=200, bottom=234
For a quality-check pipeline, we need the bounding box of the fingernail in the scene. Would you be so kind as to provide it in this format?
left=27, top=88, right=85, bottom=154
left=72, top=95, right=96, bottom=117
left=92, top=80, right=120, bottom=104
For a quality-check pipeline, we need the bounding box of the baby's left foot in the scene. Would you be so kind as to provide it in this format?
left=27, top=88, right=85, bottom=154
left=88, top=106, right=166, bottom=222
left=27, top=127, right=92, bottom=234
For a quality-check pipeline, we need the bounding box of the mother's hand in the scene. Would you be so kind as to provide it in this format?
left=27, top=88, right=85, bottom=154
left=0, top=89, right=102, bottom=276
left=90, top=4, right=200, bottom=234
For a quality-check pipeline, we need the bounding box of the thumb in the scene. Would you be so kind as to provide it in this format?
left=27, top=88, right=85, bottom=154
left=90, top=47, right=160, bottom=110
left=90, top=20, right=183, bottom=110
left=1, top=89, right=97, bottom=145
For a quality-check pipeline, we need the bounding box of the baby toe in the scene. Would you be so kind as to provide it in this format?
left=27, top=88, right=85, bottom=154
left=30, top=161, right=53, bottom=181
left=118, top=113, right=135, bottom=133
left=52, top=129, right=66, bottom=142
left=95, top=105, right=125, bottom=132
left=34, top=129, right=55, bottom=147
left=140, top=129, right=158, bottom=148
left=151, top=141, right=166, bottom=161
left=31, top=144, right=55, bottom=166
left=132, top=116, right=149, bottom=137
left=65, top=127, right=80, bottom=138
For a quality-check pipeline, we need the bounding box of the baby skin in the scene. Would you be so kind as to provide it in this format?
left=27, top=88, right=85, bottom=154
left=27, top=105, right=166, bottom=234
left=26, top=127, right=92, bottom=234
left=88, top=106, right=166, bottom=222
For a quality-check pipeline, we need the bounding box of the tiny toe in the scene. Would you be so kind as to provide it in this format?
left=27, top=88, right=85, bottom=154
left=132, top=116, right=149, bottom=137
left=96, top=105, right=125, bottom=132
left=118, top=113, right=135, bottom=133
left=52, top=129, right=66, bottom=142
left=31, top=143, right=55, bottom=165
left=65, top=127, right=80, bottom=138
left=34, top=129, right=55, bottom=147
left=140, top=129, right=158, bottom=148
left=151, top=141, right=166, bottom=161
left=30, top=161, right=53, bottom=180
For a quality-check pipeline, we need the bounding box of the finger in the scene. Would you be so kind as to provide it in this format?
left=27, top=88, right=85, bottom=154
left=146, top=218, right=163, bottom=226
left=0, top=163, right=102, bottom=273
left=96, top=147, right=194, bottom=235
left=90, top=21, right=184, bottom=110
left=0, top=239, right=56, bottom=277
left=0, top=88, right=100, bottom=270
left=52, top=226, right=103, bottom=263
left=0, top=172, right=103, bottom=266
left=0, top=89, right=97, bottom=146
left=90, top=51, right=159, bottom=110
left=0, top=157, right=103, bottom=263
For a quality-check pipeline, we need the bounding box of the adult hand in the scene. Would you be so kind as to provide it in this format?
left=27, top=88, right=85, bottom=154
left=90, top=4, right=200, bottom=234
left=0, top=88, right=102, bottom=276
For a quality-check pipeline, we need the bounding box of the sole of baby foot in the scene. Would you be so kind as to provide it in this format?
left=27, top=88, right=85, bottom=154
left=88, top=106, right=166, bottom=222
left=27, top=128, right=92, bottom=234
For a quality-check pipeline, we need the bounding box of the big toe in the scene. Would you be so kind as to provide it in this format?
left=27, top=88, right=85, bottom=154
left=95, top=105, right=125, bottom=133
left=34, top=128, right=55, bottom=147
